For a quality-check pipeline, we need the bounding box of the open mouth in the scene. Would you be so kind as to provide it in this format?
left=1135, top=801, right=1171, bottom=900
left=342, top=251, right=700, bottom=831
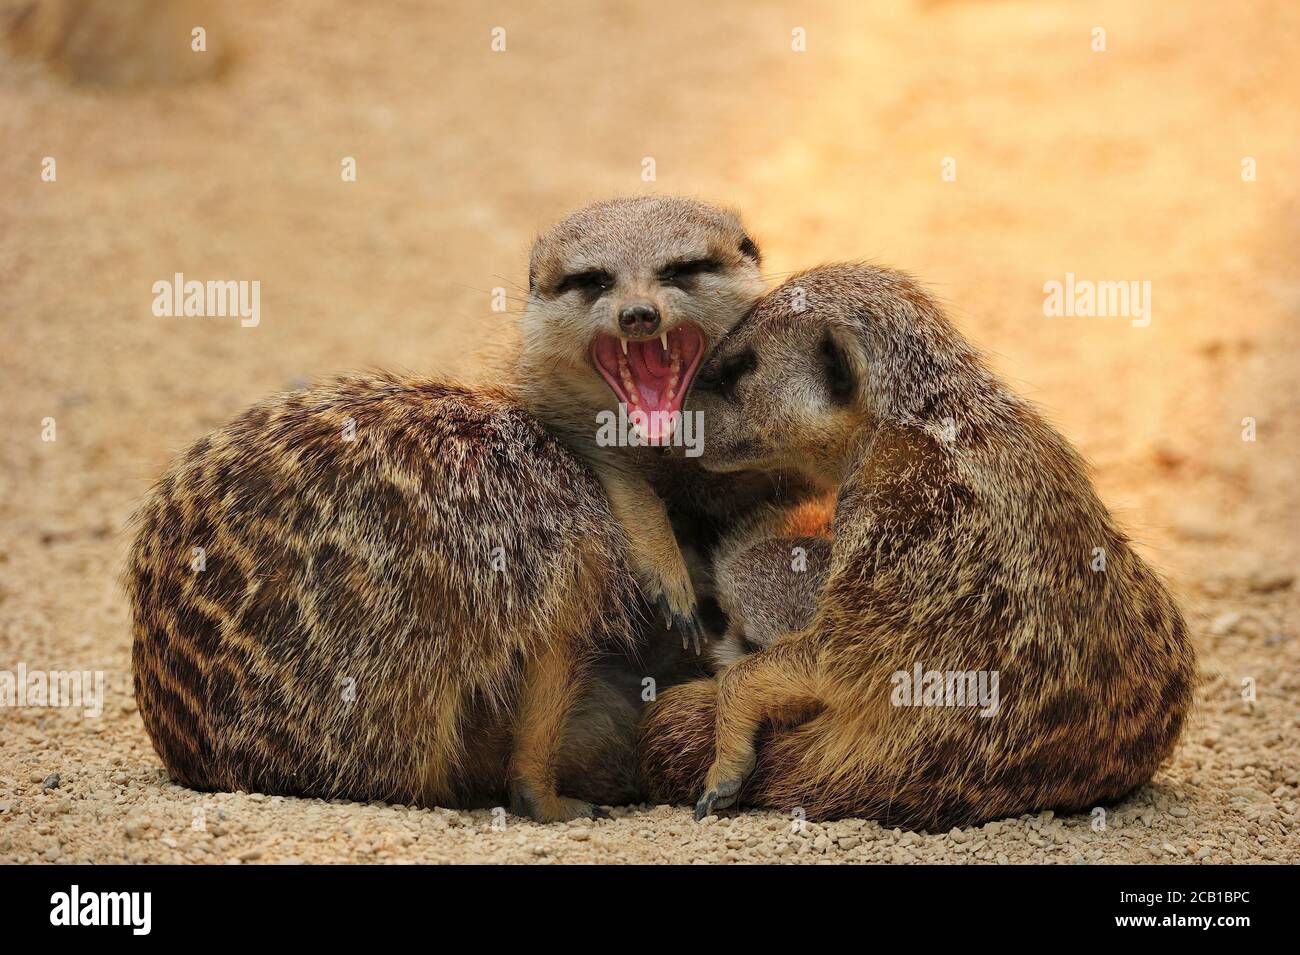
left=590, top=323, right=706, bottom=444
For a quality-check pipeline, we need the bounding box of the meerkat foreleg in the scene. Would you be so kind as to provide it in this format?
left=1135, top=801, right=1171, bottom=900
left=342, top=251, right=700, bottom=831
left=695, top=634, right=823, bottom=819
left=598, top=471, right=704, bottom=652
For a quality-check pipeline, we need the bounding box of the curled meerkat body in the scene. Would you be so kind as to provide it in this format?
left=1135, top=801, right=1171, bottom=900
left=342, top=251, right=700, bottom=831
left=128, top=375, right=636, bottom=821
left=127, top=197, right=774, bottom=819
left=705, top=498, right=834, bottom=669
left=639, top=263, right=1195, bottom=830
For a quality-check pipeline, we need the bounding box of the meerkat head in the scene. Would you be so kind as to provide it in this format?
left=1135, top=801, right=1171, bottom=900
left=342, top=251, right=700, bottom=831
left=522, top=196, right=763, bottom=445
left=690, top=263, right=964, bottom=484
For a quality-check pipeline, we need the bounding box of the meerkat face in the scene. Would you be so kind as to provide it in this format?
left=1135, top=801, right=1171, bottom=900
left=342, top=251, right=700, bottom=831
left=523, top=196, right=763, bottom=444
left=690, top=268, right=876, bottom=483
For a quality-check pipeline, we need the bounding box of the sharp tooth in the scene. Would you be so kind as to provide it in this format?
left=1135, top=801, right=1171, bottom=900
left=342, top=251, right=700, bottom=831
left=660, top=333, right=669, bottom=351
left=620, top=337, right=628, bottom=355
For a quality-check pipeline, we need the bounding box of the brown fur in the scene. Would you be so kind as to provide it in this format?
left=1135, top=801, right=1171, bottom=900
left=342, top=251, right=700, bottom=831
left=706, top=498, right=834, bottom=668
left=126, top=198, right=791, bottom=819
left=639, top=263, right=1196, bottom=830
left=127, top=374, right=639, bottom=820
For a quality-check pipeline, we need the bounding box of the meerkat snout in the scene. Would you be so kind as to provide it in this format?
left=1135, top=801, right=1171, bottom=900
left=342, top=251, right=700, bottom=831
left=617, top=301, right=661, bottom=337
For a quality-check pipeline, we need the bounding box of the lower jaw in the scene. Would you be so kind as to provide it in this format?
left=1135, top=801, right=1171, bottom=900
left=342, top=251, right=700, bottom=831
left=614, top=402, right=684, bottom=446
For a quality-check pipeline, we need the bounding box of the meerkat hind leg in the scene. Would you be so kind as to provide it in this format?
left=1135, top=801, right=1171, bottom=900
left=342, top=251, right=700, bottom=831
left=508, top=635, right=608, bottom=823
left=696, top=642, right=821, bottom=819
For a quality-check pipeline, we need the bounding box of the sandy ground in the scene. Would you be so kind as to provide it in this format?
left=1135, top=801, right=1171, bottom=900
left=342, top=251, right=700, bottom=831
left=2, top=0, right=1298, bottom=864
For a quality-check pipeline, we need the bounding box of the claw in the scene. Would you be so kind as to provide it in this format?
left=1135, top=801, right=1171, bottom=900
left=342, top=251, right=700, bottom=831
left=694, top=775, right=743, bottom=821
left=655, top=593, right=674, bottom=630
left=679, top=611, right=703, bottom=656
left=655, top=595, right=704, bottom=654
left=694, top=792, right=717, bottom=821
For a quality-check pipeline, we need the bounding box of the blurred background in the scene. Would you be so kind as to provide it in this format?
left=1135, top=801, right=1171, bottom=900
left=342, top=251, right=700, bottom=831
left=1, top=0, right=1297, bottom=862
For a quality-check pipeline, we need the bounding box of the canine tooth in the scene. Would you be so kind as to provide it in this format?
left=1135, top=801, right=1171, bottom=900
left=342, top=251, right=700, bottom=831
left=620, top=337, right=629, bottom=355
left=660, top=333, right=669, bottom=351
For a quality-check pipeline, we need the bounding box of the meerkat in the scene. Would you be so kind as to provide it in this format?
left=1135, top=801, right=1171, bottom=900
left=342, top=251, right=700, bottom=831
left=704, top=498, right=834, bottom=669
left=638, top=263, right=1196, bottom=830
left=127, top=197, right=777, bottom=820
left=127, top=374, right=643, bottom=822
left=518, top=196, right=769, bottom=649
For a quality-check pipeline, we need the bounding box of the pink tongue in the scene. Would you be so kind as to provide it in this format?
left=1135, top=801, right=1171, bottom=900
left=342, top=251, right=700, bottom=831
left=642, top=340, right=673, bottom=377
left=628, top=340, right=668, bottom=408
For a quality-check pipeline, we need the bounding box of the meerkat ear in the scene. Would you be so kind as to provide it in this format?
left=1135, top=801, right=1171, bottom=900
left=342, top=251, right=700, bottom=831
left=820, top=328, right=857, bottom=405
left=527, top=238, right=544, bottom=294
left=738, top=235, right=761, bottom=265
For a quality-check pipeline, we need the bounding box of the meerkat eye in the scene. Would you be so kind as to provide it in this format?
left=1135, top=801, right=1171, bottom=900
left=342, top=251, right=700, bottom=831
left=738, top=236, right=761, bottom=264
left=657, top=257, right=721, bottom=286
left=556, top=269, right=615, bottom=296
left=700, top=347, right=757, bottom=398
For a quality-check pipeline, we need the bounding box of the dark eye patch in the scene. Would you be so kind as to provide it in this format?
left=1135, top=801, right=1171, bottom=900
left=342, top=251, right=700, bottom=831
left=820, top=330, right=855, bottom=404
left=556, top=269, right=614, bottom=296
left=699, top=347, right=757, bottom=399
left=738, top=236, right=760, bottom=264
left=658, top=257, right=722, bottom=285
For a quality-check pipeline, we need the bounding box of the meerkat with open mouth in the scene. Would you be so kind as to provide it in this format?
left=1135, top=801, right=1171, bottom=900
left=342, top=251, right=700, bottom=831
left=517, top=196, right=767, bottom=647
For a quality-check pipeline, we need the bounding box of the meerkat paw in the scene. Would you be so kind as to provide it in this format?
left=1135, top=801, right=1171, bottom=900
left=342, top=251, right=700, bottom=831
left=694, top=752, right=757, bottom=820
left=510, top=782, right=607, bottom=824
left=654, top=592, right=704, bottom=656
